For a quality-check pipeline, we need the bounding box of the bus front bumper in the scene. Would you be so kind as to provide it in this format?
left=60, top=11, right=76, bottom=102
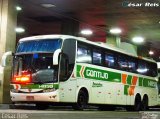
left=10, top=91, right=59, bottom=102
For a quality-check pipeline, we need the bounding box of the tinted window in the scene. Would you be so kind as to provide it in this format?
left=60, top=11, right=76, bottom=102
left=105, top=53, right=115, bottom=68
left=93, top=50, right=102, bottom=65
left=137, top=61, right=148, bottom=75
left=77, top=46, right=92, bottom=63
left=16, top=39, right=62, bottom=53
left=147, top=62, right=157, bottom=77
left=128, top=59, right=137, bottom=72
left=118, top=56, right=128, bottom=71
left=61, top=39, right=76, bottom=81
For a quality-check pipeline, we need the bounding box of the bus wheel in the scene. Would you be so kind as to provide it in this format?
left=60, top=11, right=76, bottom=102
left=73, top=90, right=88, bottom=110
left=134, top=95, right=142, bottom=111
left=36, top=103, right=49, bottom=110
left=141, top=95, right=149, bottom=111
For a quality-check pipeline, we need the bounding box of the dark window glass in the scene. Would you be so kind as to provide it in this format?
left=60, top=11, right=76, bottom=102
left=77, top=46, right=92, bottom=63
left=128, top=60, right=136, bottom=72
left=61, top=39, right=76, bottom=81
left=105, top=53, right=115, bottom=68
left=137, top=61, right=148, bottom=75
left=118, top=56, right=128, bottom=71
left=93, top=50, right=102, bottom=65
left=147, top=63, right=157, bottom=77
left=12, top=54, right=58, bottom=83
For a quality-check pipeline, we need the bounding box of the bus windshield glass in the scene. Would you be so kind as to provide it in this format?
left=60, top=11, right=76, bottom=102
left=16, top=39, right=62, bottom=53
left=13, top=54, right=58, bottom=83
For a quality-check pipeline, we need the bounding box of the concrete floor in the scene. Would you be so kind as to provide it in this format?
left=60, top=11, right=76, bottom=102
left=0, top=105, right=160, bottom=119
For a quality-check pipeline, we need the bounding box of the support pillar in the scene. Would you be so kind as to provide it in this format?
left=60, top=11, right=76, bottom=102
left=0, top=0, right=17, bottom=104
left=61, top=19, right=79, bottom=36
left=106, top=34, right=121, bottom=47
left=137, top=45, right=150, bottom=57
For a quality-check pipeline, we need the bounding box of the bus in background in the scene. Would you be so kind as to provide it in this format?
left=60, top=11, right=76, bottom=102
left=4, top=35, right=159, bottom=111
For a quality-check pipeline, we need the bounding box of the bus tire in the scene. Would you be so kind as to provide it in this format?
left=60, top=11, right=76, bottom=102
left=134, top=94, right=142, bottom=111
left=141, top=95, right=149, bottom=111
left=127, top=94, right=142, bottom=111
left=73, top=90, right=88, bottom=110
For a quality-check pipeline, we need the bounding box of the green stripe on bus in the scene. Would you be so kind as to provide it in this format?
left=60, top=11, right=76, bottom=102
left=139, top=77, right=143, bottom=86
left=76, top=65, right=157, bottom=89
left=77, top=65, right=82, bottom=77
left=124, top=85, right=129, bottom=95
left=127, top=75, right=132, bottom=85
left=77, top=65, right=121, bottom=82
left=143, top=78, right=157, bottom=88
left=11, top=83, right=59, bottom=89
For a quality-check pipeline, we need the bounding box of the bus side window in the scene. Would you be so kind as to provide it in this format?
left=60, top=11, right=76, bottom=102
left=118, top=56, right=128, bottom=71
left=128, top=60, right=136, bottom=73
left=147, top=63, right=158, bottom=77
left=93, top=50, right=102, bottom=65
left=77, top=46, right=92, bottom=63
left=105, top=53, right=115, bottom=68
left=137, top=61, right=148, bottom=75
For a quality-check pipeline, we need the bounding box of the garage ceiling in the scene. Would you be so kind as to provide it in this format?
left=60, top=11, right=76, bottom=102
left=17, top=0, right=160, bottom=60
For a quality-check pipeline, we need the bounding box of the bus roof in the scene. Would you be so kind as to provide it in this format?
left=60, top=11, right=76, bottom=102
left=19, top=34, right=156, bottom=63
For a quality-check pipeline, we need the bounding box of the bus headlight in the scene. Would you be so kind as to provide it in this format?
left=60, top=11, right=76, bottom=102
left=43, top=88, right=56, bottom=93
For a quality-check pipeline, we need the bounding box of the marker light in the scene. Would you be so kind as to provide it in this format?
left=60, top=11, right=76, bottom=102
left=132, top=36, right=144, bottom=43
left=80, top=29, right=93, bottom=35
left=109, top=28, right=122, bottom=34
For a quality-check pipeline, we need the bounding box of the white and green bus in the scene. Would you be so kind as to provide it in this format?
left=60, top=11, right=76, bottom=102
left=9, top=35, right=159, bottom=110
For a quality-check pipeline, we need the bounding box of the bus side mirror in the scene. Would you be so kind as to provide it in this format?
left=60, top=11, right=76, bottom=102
left=53, top=49, right=61, bottom=65
left=1, top=51, right=14, bottom=67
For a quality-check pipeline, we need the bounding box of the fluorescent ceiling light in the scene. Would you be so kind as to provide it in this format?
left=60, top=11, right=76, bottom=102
left=149, top=51, right=154, bottom=55
left=132, top=36, right=144, bottom=43
left=109, top=28, right=122, bottom=34
left=15, top=27, right=25, bottom=33
left=41, top=4, right=56, bottom=8
left=16, top=6, right=22, bottom=11
left=80, top=29, right=93, bottom=35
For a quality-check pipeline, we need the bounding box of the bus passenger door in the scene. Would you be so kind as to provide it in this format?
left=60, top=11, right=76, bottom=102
left=58, top=39, right=77, bottom=102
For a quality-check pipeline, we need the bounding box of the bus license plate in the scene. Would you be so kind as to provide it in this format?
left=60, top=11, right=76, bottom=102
left=26, top=96, right=34, bottom=101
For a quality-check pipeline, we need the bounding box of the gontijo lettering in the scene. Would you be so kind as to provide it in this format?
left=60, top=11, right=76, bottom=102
left=86, top=69, right=108, bottom=80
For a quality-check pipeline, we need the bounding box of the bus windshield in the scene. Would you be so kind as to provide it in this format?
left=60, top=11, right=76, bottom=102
left=13, top=54, right=58, bottom=83
left=12, top=39, right=62, bottom=84
left=16, top=39, right=62, bottom=53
